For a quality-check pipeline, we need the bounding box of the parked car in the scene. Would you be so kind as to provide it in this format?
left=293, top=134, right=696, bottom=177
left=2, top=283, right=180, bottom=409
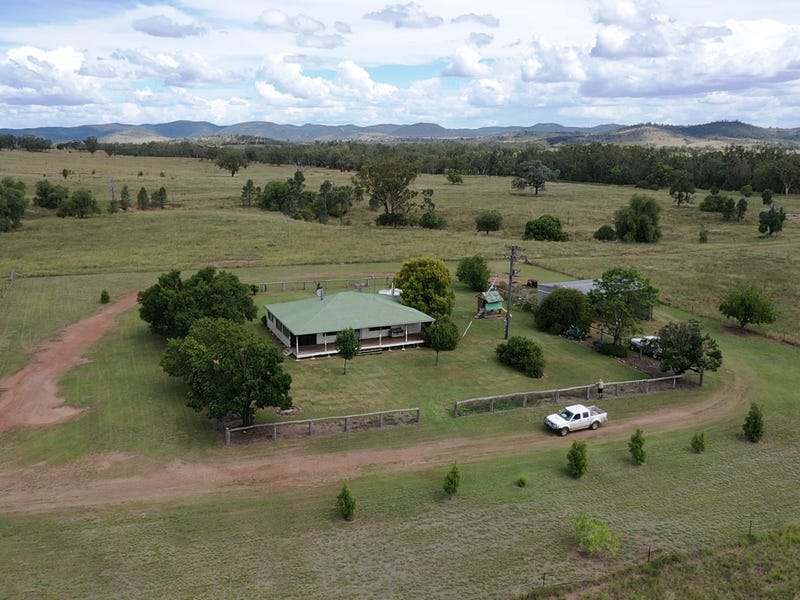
left=544, top=404, right=608, bottom=436
left=629, top=335, right=661, bottom=358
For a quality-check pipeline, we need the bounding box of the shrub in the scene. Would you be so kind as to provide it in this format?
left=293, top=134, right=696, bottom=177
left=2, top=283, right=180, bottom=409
left=443, top=463, right=461, bottom=497
left=761, top=189, right=773, bottom=206
left=515, top=476, right=528, bottom=488
left=628, top=428, right=646, bottom=465
left=567, top=440, right=588, bottom=478
left=496, top=336, right=545, bottom=378
left=594, top=341, right=628, bottom=358
left=523, top=214, right=568, bottom=241
left=419, top=211, right=446, bottom=229
left=699, top=225, right=709, bottom=243
left=456, top=255, right=490, bottom=292
left=336, top=481, right=356, bottom=521
left=534, top=287, right=592, bottom=336
left=691, top=431, right=706, bottom=453
left=593, top=224, right=617, bottom=241
left=571, top=514, right=620, bottom=555
left=743, top=403, right=764, bottom=443
left=100, top=290, right=110, bottom=304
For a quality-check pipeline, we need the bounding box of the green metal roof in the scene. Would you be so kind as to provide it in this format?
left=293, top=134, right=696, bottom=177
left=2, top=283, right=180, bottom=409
left=265, top=291, right=435, bottom=335
left=479, top=290, right=505, bottom=304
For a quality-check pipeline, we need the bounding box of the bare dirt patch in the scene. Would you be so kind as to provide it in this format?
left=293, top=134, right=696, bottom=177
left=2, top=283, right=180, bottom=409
left=0, top=292, right=138, bottom=432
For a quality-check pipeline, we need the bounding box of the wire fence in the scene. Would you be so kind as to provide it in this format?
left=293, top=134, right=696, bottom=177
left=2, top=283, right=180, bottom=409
left=453, top=374, right=693, bottom=417
left=258, top=274, right=394, bottom=293
left=222, top=407, right=421, bottom=445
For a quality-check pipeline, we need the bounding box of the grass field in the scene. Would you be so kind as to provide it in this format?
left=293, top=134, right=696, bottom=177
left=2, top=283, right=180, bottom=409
left=1, top=150, right=799, bottom=598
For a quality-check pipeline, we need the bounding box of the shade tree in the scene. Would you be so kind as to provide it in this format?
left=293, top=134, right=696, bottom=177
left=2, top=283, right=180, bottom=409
left=0, top=177, right=28, bottom=232
left=588, top=267, right=659, bottom=346
left=161, top=317, right=292, bottom=427
left=138, top=267, right=257, bottom=338
left=718, top=285, right=777, bottom=329
left=424, top=318, right=459, bottom=365
left=393, top=256, right=455, bottom=319
left=455, top=255, right=490, bottom=292
left=658, top=319, right=722, bottom=382
left=475, top=210, right=502, bottom=235
left=614, top=194, right=662, bottom=243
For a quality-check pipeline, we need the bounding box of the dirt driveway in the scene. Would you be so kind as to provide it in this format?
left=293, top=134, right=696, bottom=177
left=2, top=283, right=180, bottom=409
left=0, top=294, right=747, bottom=514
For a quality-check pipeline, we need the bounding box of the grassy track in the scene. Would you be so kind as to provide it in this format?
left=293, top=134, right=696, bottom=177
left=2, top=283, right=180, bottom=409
left=0, top=150, right=799, bottom=598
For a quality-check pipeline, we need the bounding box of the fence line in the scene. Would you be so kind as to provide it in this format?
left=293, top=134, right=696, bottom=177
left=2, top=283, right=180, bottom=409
left=224, top=407, right=421, bottom=445
left=259, top=274, right=394, bottom=293
left=453, top=375, right=688, bottom=417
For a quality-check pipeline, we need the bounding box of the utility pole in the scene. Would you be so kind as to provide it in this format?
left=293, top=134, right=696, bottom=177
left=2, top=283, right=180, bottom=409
left=503, top=244, right=523, bottom=339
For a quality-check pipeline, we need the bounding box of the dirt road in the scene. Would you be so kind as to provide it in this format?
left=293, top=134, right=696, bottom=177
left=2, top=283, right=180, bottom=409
left=0, top=294, right=746, bottom=514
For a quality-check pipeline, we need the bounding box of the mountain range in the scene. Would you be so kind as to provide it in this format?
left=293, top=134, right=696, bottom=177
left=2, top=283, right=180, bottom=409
left=2, top=120, right=799, bottom=147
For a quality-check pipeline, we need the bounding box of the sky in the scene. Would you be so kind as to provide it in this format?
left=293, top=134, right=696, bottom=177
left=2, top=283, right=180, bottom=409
left=1, top=0, right=799, bottom=130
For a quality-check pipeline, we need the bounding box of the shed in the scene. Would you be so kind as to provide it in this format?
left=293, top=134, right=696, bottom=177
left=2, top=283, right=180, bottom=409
left=536, top=279, right=597, bottom=305
left=476, top=290, right=505, bottom=318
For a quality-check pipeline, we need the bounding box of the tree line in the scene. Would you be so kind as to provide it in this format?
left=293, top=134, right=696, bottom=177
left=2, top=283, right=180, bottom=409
left=5, top=133, right=800, bottom=195
left=106, top=138, right=800, bottom=195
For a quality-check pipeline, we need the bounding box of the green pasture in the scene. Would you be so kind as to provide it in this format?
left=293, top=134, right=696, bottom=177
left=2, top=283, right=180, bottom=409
left=2, top=150, right=798, bottom=340
left=0, top=324, right=798, bottom=599
left=1, top=150, right=800, bottom=598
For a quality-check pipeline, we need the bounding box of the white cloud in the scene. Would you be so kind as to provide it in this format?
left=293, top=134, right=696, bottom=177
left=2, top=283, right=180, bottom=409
left=468, top=33, right=493, bottom=48
left=442, top=47, right=491, bottom=78
left=132, top=15, right=206, bottom=38
left=452, top=13, right=500, bottom=27
left=363, top=3, right=443, bottom=29
left=1, top=1, right=800, bottom=128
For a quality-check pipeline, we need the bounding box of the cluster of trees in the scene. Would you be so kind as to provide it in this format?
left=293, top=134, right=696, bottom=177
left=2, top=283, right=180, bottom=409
left=245, top=172, right=357, bottom=223
left=0, top=134, right=52, bottom=151
left=130, top=185, right=169, bottom=210
left=532, top=266, right=725, bottom=379
left=138, top=267, right=291, bottom=427
left=33, top=180, right=100, bottom=218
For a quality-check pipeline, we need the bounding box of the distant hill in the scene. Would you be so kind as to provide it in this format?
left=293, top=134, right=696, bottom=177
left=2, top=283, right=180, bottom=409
left=1, top=119, right=798, bottom=146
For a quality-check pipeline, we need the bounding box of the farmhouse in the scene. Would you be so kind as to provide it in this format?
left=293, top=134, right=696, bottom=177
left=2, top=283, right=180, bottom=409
left=264, top=291, right=435, bottom=359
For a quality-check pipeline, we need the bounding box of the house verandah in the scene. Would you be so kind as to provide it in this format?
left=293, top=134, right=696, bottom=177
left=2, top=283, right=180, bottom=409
left=264, top=291, right=435, bottom=359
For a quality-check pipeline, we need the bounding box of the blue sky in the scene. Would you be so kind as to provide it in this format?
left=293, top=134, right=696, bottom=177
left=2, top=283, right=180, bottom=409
left=1, top=0, right=799, bottom=129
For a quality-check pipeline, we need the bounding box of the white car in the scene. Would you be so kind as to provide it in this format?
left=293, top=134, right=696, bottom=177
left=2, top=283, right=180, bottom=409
left=629, top=335, right=661, bottom=357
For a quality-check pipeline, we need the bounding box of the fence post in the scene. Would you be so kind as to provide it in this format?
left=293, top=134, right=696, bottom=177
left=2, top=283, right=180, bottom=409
left=379, top=413, right=384, bottom=428
left=490, top=399, right=495, bottom=412
left=225, top=427, right=230, bottom=446
left=308, top=421, right=312, bottom=436
left=273, top=423, right=277, bottom=440
left=585, top=385, right=590, bottom=400
left=344, top=417, right=350, bottom=432
left=454, top=402, right=459, bottom=417
left=522, top=394, right=528, bottom=408
left=416, top=408, right=421, bottom=423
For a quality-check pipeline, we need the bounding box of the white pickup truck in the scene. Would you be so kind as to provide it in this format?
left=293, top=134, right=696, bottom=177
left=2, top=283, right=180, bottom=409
left=544, top=404, right=608, bottom=436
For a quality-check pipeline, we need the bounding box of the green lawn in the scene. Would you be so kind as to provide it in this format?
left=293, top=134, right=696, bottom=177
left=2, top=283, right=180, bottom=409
left=1, top=150, right=799, bottom=598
